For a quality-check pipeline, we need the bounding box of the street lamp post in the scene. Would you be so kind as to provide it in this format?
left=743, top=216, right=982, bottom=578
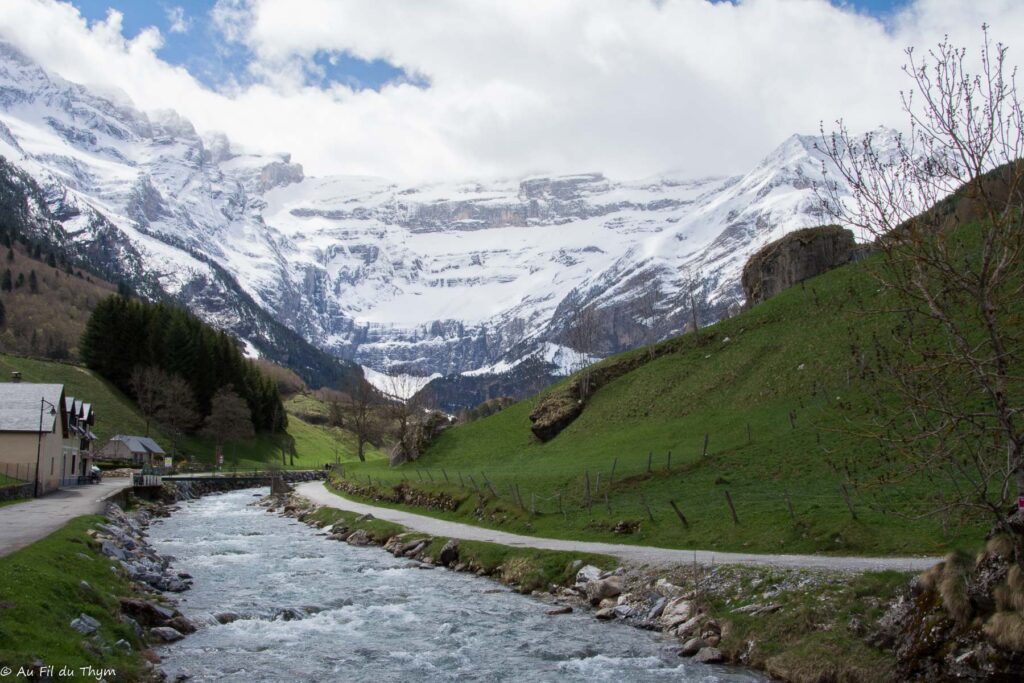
left=34, top=397, right=57, bottom=498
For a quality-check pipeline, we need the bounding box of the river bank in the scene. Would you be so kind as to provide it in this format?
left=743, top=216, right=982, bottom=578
left=279, top=488, right=911, bottom=682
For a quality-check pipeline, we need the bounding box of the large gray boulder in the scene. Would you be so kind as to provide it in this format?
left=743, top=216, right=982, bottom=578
left=741, top=225, right=860, bottom=306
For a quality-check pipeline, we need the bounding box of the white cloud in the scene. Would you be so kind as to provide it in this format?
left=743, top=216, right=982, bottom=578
left=0, top=0, right=1022, bottom=182
left=165, top=5, right=191, bottom=34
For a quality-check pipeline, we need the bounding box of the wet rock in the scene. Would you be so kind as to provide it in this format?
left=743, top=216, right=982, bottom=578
left=166, top=616, right=197, bottom=634
left=148, top=626, right=185, bottom=643
left=119, top=598, right=176, bottom=627
left=70, top=613, right=101, bottom=635
left=679, top=637, right=708, bottom=657
left=346, top=529, right=371, bottom=546
left=547, top=606, right=573, bottom=616
left=594, top=607, right=617, bottom=620
left=214, top=611, right=241, bottom=625
left=439, top=539, right=460, bottom=567
left=693, top=647, right=724, bottom=664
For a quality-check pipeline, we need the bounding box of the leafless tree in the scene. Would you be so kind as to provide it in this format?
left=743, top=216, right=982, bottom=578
left=154, top=374, right=199, bottom=458
left=382, top=372, right=427, bottom=466
left=202, top=386, right=255, bottom=467
left=635, top=285, right=661, bottom=360
left=819, top=27, right=1024, bottom=564
left=567, top=300, right=600, bottom=399
left=680, top=267, right=707, bottom=332
left=130, top=365, right=164, bottom=437
left=346, top=380, right=380, bottom=463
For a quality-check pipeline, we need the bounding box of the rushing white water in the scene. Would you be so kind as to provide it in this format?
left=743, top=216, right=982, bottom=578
left=150, top=489, right=765, bottom=682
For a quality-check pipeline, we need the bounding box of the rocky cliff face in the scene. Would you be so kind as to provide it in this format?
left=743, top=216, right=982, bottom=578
left=740, top=225, right=859, bottom=306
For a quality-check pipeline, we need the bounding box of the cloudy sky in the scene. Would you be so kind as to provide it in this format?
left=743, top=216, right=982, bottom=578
left=0, top=0, right=1021, bottom=182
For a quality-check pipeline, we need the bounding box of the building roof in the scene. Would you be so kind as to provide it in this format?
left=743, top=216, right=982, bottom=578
left=109, top=435, right=166, bottom=455
left=0, top=383, right=65, bottom=433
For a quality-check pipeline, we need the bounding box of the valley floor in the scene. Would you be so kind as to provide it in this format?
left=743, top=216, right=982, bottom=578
left=297, top=481, right=939, bottom=572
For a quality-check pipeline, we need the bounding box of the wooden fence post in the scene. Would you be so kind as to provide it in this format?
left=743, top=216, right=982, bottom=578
left=724, top=490, right=739, bottom=525
left=610, top=458, right=617, bottom=486
left=702, top=433, right=710, bottom=458
left=746, top=422, right=752, bottom=445
left=647, top=451, right=653, bottom=473
left=840, top=483, right=857, bottom=520
left=666, top=450, right=672, bottom=471
left=784, top=489, right=796, bottom=523
left=416, top=469, right=423, bottom=482
left=669, top=500, right=689, bottom=529
left=442, top=468, right=450, bottom=484
left=641, top=494, right=655, bottom=523
left=584, top=471, right=592, bottom=511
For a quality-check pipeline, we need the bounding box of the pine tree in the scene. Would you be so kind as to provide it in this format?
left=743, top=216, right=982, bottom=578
left=28, top=270, right=38, bottom=293
left=46, top=252, right=56, bottom=268
left=0, top=299, right=5, bottom=328
left=31, top=243, right=40, bottom=259
left=14, top=273, right=24, bottom=289
left=5, top=248, right=12, bottom=262
left=1, top=269, right=11, bottom=292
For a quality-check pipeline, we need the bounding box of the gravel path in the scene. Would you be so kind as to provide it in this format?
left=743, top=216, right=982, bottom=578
left=296, top=481, right=941, bottom=572
left=0, top=479, right=131, bottom=557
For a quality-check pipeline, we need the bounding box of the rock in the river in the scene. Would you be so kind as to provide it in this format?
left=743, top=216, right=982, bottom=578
left=119, top=598, right=176, bottom=627
left=693, top=647, right=724, bottom=664
left=594, top=607, right=617, bottom=621
left=546, top=606, right=573, bottom=616
left=346, top=529, right=371, bottom=546
left=148, top=627, right=185, bottom=643
left=679, top=638, right=708, bottom=657
left=166, top=616, right=197, bottom=634
left=70, top=614, right=101, bottom=635
left=214, top=612, right=241, bottom=625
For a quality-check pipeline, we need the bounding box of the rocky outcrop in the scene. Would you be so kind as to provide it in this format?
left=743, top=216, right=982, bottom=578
left=873, top=515, right=1024, bottom=681
left=741, top=225, right=859, bottom=306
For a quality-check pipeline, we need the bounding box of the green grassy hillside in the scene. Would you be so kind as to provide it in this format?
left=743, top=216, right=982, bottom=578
left=333, top=242, right=1014, bottom=556
left=0, top=354, right=384, bottom=470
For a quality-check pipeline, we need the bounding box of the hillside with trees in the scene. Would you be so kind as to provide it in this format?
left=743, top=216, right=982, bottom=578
left=80, top=295, right=286, bottom=436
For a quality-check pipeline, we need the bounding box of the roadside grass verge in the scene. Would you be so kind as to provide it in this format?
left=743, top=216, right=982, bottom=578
left=0, top=516, right=147, bottom=680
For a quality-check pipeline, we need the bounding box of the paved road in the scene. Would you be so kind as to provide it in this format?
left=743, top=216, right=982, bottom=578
left=0, top=479, right=132, bottom=557
left=296, top=481, right=941, bottom=573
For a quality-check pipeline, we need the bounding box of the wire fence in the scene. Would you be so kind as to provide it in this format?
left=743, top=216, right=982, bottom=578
left=329, top=443, right=875, bottom=532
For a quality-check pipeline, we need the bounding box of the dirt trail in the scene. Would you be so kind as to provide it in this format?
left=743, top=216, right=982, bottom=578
left=296, top=481, right=940, bottom=572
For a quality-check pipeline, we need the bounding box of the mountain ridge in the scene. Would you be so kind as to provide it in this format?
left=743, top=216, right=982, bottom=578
left=0, top=40, right=877, bottom=408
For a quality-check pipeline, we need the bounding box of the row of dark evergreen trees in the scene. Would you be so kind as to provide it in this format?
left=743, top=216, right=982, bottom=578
left=80, top=295, right=286, bottom=433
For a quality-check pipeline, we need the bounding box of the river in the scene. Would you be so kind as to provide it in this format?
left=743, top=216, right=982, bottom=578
left=150, top=488, right=765, bottom=682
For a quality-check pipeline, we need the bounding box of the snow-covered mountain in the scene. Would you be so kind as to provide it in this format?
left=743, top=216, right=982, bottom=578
left=0, top=41, right=870, bottom=408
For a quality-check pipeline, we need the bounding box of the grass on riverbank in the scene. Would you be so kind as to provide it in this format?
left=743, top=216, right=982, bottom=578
left=303, top=505, right=615, bottom=593
left=0, top=354, right=386, bottom=472
left=0, top=516, right=147, bottom=681
left=326, top=235, right=1014, bottom=557
left=708, top=568, right=909, bottom=681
